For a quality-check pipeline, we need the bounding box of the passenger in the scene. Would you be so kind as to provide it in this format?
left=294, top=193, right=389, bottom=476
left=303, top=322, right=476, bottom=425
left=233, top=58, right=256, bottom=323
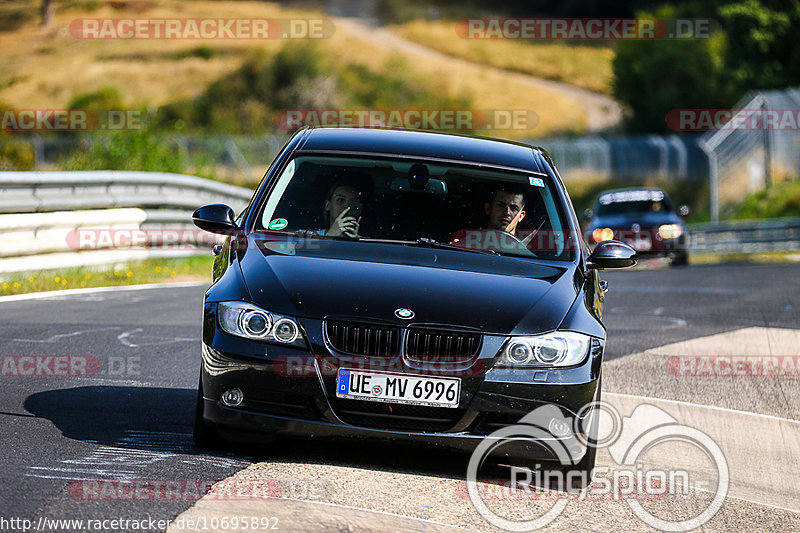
left=320, top=179, right=363, bottom=238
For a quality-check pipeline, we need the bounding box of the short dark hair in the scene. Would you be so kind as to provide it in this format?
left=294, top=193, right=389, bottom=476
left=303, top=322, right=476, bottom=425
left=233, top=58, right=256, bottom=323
left=323, top=174, right=367, bottom=225
left=325, top=179, right=362, bottom=201
left=325, top=169, right=370, bottom=200
left=489, top=183, right=527, bottom=207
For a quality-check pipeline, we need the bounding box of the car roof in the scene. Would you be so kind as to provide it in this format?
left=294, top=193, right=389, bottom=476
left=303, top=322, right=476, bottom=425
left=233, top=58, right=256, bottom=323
left=295, top=127, right=550, bottom=175
left=598, top=187, right=667, bottom=195
left=596, top=187, right=670, bottom=201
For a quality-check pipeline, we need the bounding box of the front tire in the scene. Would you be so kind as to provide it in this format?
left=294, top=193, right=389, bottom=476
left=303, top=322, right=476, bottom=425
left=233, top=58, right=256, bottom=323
left=193, top=375, right=220, bottom=448
left=670, top=251, right=689, bottom=267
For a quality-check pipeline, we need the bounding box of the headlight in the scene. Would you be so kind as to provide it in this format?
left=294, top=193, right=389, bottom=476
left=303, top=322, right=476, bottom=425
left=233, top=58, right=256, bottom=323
left=497, top=331, right=591, bottom=367
left=217, top=301, right=306, bottom=347
left=592, top=228, right=614, bottom=243
left=658, top=224, right=683, bottom=239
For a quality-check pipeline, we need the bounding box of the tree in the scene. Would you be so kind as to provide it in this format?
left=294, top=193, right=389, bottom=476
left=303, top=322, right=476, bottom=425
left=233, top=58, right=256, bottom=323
left=612, top=6, right=732, bottom=133
left=718, top=0, right=800, bottom=92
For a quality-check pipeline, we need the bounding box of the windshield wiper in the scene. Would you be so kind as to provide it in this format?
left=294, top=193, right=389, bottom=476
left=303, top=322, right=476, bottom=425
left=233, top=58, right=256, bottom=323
left=355, top=237, right=499, bottom=255
left=414, top=237, right=500, bottom=255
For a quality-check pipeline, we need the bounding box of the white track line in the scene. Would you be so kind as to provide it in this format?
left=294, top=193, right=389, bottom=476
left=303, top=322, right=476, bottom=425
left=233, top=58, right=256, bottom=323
left=0, top=281, right=206, bottom=303
left=605, top=391, right=800, bottom=424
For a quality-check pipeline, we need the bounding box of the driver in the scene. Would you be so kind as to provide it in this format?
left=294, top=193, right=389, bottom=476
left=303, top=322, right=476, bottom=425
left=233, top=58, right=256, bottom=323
left=451, top=184, right=535, bottom=248
left=484, top=184, right=527, bottom=236
left=319, top=179, right=363, bottom=238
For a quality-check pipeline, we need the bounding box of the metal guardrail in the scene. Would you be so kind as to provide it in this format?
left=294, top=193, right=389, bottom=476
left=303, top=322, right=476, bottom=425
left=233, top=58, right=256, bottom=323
left=688, top=218, right=800, bottom=254
left=0, top=171, right=252, bottom=213
left=0, top=171, right=254, bottom=275
left=1, top=171, right=797, bottom=276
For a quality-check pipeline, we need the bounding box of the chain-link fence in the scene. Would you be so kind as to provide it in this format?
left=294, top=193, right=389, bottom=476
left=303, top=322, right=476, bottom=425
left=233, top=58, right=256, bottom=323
left=701, top=87, right=800, bottom=221
left=5, top=91, right=799, bottom=224
left=532, top=134, right=708, bottom=183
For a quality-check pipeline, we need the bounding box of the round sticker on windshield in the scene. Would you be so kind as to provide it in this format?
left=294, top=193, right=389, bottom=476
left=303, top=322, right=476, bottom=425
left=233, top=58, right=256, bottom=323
left=268, top=218, right=288, bottom=230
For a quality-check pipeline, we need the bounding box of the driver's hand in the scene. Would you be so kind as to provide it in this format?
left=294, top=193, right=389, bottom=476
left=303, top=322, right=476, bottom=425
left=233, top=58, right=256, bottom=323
left=504, top=211, right=525, bottom=235
left=327, top=207, right=360, bottom=237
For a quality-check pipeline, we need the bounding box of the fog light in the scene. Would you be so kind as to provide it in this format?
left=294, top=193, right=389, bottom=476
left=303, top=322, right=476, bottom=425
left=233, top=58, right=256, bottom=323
left=548, top=417, right=572, bottom=437
left=221, top=388, right=244, bottom=407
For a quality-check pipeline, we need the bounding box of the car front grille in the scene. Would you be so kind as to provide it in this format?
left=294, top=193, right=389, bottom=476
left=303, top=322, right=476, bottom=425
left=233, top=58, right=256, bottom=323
left=326, top=320, right=400, bottom=356
left=406, top=329, right=481, bottom=364
left=328, top=397, right=465, bottom=432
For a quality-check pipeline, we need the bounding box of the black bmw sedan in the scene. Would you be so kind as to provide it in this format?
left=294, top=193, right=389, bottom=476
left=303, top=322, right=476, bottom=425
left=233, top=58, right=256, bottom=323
left=191, top=127, right=636, bottom=478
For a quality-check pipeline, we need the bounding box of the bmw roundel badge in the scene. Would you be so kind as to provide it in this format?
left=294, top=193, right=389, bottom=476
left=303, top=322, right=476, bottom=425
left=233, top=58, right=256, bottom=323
left=394, top=308, right=415, bottom=319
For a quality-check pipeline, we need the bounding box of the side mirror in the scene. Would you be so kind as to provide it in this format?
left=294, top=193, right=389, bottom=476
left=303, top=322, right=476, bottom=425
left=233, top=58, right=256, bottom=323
left=193, top=204, right=237, bottom=234
left=587, top=240, right=638, bottom=269
left=678, top=205, right=690, bottom=217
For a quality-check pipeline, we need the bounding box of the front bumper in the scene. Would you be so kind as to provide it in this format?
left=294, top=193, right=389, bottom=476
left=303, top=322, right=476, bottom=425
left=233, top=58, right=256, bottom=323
left=588, top=229, right=688, bottom=258
left=199, top=311, right=604, bottom=463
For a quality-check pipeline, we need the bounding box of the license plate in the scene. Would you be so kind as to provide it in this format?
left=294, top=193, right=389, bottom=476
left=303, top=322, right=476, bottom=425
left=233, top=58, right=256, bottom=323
left=625, top=234, right=652, bottom=251
left=336, top=369, right=460, bottom=408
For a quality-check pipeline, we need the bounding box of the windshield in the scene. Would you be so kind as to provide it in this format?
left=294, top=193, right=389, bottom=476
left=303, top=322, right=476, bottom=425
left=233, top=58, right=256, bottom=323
left=595, top=189, right=674, bottom=216
left=256, top=155, right=577, bottom=261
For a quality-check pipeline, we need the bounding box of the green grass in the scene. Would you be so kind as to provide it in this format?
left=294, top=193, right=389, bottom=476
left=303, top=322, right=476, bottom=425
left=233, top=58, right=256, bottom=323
left=725, top=179, right=800, bottom=220
left=391, top=19, right=614, bottom=94
left=0, top=255, right=213, bottom=296
left=690, top=251, right=800, bottom=265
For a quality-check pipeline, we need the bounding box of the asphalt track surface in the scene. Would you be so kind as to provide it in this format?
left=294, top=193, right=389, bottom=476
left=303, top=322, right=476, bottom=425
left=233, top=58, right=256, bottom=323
left=0, top=263, right=798, bottom=532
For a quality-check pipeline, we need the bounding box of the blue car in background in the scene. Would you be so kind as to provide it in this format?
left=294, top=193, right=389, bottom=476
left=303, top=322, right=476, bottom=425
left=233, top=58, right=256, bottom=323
left=585, top=188, right=689, bottom=266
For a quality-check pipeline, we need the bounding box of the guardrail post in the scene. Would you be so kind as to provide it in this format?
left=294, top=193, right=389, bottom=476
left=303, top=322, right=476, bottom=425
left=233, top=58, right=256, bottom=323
left=762, top=96, right=772, bottom=188
left=700, top=138, right=719, bottom=223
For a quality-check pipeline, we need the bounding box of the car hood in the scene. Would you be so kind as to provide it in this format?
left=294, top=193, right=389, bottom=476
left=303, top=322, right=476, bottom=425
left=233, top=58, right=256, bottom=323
left=590, top=211, right=682, bottom=229
left=238, top=238, right=577, bottom=335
